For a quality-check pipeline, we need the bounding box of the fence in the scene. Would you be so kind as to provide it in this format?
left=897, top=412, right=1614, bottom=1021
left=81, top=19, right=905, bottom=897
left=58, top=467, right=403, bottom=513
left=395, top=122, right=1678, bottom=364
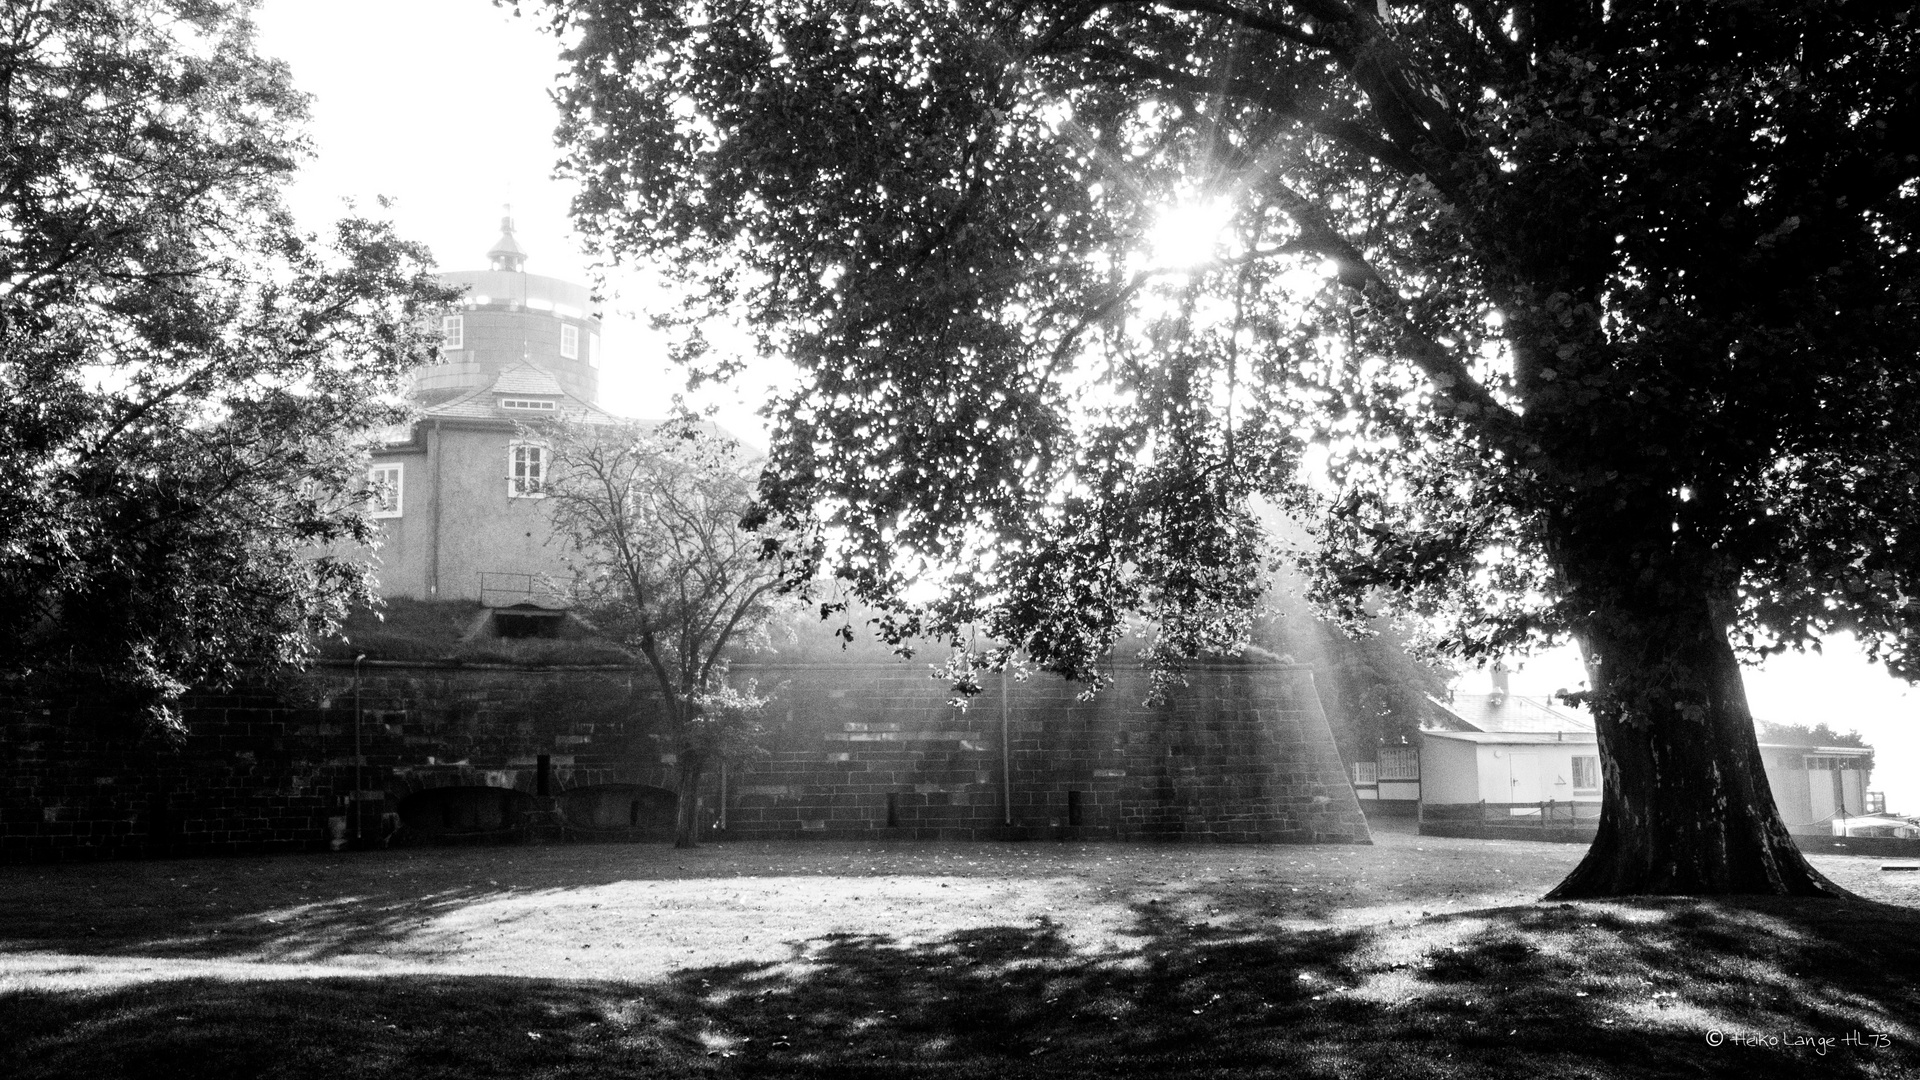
left=1352, top=746, right=1423, bottom=785
left=1417, top=800, right=1599, bottom=843
left=1420, top=800, right=1601, bottom=826
left=1377, top=746, right=1420, bottom=781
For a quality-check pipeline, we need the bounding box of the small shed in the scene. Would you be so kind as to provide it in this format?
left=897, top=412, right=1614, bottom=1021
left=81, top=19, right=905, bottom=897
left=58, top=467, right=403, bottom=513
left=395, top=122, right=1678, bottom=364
left=1418, top=729, right=1602, bottom=817
left=1755, top=743, right=1875, bottom=834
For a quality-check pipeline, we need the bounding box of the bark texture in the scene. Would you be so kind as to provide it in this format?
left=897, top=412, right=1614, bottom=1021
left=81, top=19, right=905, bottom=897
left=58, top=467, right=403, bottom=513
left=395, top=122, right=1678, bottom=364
left=673, top=749, right=706, bottom=849
left=1546, top=541, right=1849, bottom=897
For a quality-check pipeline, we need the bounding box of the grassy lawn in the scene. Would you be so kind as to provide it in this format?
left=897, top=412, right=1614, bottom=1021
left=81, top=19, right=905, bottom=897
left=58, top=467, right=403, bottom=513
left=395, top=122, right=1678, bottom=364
left=2, top=823, right=1917, bottom=1078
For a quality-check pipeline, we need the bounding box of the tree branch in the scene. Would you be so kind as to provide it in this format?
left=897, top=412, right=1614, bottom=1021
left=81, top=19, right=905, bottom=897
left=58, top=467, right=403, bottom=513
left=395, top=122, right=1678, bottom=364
left=1267, top=183, right=1520, bottom=432
left=1123, top=0, right=1330, bottom=49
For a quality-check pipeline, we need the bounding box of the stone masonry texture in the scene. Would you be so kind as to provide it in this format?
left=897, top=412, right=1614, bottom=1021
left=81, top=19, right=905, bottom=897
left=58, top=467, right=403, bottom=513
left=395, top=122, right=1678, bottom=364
left=0, top=660, right=1369, bottom=863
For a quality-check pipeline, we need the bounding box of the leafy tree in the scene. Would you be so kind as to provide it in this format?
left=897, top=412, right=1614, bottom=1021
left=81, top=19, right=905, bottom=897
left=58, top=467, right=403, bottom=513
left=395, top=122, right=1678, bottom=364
left=1755, top=720, right=1874, bottom=778
left=1755, top=721, right=1869, bottom=750
left=0, top=0, right=450, bottom=733
left=1318, top=626, right=1448, bottom=755
left=1258, top=552, right=1452, bottom=759
left=540, top=418, right=781, bottom=847
left=534, top=0, right=1919, bottom=896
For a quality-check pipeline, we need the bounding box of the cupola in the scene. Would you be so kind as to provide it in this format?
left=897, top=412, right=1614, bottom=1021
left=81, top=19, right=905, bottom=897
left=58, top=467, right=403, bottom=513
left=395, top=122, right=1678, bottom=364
left=487, top=205, right=527, bottom=273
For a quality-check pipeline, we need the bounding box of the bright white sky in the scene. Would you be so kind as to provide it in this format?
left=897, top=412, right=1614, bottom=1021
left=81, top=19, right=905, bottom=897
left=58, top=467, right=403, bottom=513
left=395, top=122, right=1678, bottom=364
left=253, top=0, right=779, bottom=443
left=253, top=0, right=1920, bottom=816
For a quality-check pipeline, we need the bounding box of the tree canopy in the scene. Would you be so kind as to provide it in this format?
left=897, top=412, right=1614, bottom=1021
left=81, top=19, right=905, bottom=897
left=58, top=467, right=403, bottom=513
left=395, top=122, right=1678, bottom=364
left=0, top=0, right=450, bottom=731
left=535, top=0, right=1919, bottom=894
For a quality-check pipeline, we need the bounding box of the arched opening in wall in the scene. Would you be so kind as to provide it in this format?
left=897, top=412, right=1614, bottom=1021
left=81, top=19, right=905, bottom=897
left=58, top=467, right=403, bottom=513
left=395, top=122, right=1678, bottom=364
left=489, top=605, right=565, bottom=639
left=558, top=784, right=678, bottom=838
left=396, top=786, right=534, bottom=843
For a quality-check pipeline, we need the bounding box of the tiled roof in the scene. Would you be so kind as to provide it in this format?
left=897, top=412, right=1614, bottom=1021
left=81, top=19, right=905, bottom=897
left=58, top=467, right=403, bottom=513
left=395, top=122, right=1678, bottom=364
left=491, top=365, right=566, bottom=396
left=1426, top=692, right=1595, bottom=735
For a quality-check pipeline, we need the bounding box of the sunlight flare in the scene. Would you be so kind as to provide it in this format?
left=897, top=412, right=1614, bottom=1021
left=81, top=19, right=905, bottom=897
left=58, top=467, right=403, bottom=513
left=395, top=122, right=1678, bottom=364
left=1145, top=197, right=1236, bottom=271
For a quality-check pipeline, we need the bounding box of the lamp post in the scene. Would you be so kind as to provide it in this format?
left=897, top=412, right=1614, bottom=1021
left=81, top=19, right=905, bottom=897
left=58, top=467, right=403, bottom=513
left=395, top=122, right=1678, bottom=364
left=353, top=653, right=365, bottom=841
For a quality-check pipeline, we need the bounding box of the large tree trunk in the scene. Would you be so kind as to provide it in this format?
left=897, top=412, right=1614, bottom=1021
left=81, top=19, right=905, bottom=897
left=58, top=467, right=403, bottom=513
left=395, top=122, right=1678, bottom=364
left=672, top=749, right=707, bottom=849
left=1546, top=543, right=1848, bottom=897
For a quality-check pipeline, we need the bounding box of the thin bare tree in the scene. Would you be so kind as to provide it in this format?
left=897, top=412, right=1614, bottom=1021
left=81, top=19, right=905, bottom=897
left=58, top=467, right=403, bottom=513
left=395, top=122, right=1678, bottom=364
left=541, top=418, right=782, bottom=847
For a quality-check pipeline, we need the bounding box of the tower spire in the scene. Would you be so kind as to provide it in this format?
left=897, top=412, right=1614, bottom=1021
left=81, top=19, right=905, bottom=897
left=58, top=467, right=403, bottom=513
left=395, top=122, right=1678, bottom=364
left=487, top=204, right=526, bottom=272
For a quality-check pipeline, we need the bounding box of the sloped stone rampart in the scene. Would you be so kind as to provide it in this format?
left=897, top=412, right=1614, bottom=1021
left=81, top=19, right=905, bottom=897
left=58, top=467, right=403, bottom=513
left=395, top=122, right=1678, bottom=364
left=730, top=662, right=1368, bottom=844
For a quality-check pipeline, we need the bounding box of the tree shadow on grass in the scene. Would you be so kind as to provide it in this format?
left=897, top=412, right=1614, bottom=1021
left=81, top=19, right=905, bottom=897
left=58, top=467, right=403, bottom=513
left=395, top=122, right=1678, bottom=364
left=4, top=897, right=1916, bottom=1079
left=0, top=845, right=753, bottom=962
left=0, top=879, right=530, bottom=962
left=0, top=852, right=534, bottom=961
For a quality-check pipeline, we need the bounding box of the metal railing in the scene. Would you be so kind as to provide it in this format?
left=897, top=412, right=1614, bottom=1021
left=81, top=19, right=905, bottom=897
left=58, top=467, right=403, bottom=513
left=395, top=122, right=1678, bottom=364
left=478, top=571, right=570, bottom=609
left=1377, top=747, right=1420, bottom=781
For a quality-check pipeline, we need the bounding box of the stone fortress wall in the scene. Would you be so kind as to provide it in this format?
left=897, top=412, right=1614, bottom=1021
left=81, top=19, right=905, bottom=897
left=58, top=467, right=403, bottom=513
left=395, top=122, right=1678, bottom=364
left=0, top=660, right=1368, bottom=863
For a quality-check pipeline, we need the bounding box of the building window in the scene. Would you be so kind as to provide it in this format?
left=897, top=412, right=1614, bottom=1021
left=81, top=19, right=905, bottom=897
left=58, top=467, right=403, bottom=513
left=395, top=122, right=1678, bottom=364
left=561, top=323, right=579, bottom=359
left=509, top=443, right=547, bottom=498
left=588, top=331, right=601, bottom=369
left=1572, top=755, right=1599, bottom=790
left=499, top=398, right=556, bottom=411
left=1378, top=746, right=1419, bottom=781
left=441, top=314, right=464, bottom=350
left=368, top=463, right=402, bottom=518
left=1351, top=761, right=1377, bottom=785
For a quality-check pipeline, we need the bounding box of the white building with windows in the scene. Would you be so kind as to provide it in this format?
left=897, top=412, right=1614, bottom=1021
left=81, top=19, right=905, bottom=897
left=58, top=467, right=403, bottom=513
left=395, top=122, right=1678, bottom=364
left=1417, top=689, right=1602, bottom=814
left=1349, top=686, right=1603, bottom=817
left=1417, top=728, right=1603, bottom=815
left=1402, top=685, right=1878, bottom=834
left=366, top=213, right=619, bottom=607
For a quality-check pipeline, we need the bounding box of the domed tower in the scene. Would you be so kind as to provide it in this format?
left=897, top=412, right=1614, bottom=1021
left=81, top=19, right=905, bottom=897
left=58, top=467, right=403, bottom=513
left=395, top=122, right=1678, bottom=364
left=367, top=211, right=618, bottom=608
left=412, top=208, right=603, bottom=406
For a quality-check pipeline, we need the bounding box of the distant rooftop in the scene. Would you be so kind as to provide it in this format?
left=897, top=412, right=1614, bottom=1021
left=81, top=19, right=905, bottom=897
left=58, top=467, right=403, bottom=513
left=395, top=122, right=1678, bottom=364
left=1425, top=692, right=1595, bottom=735
left=1422, top=729, right=1597, bottom=745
